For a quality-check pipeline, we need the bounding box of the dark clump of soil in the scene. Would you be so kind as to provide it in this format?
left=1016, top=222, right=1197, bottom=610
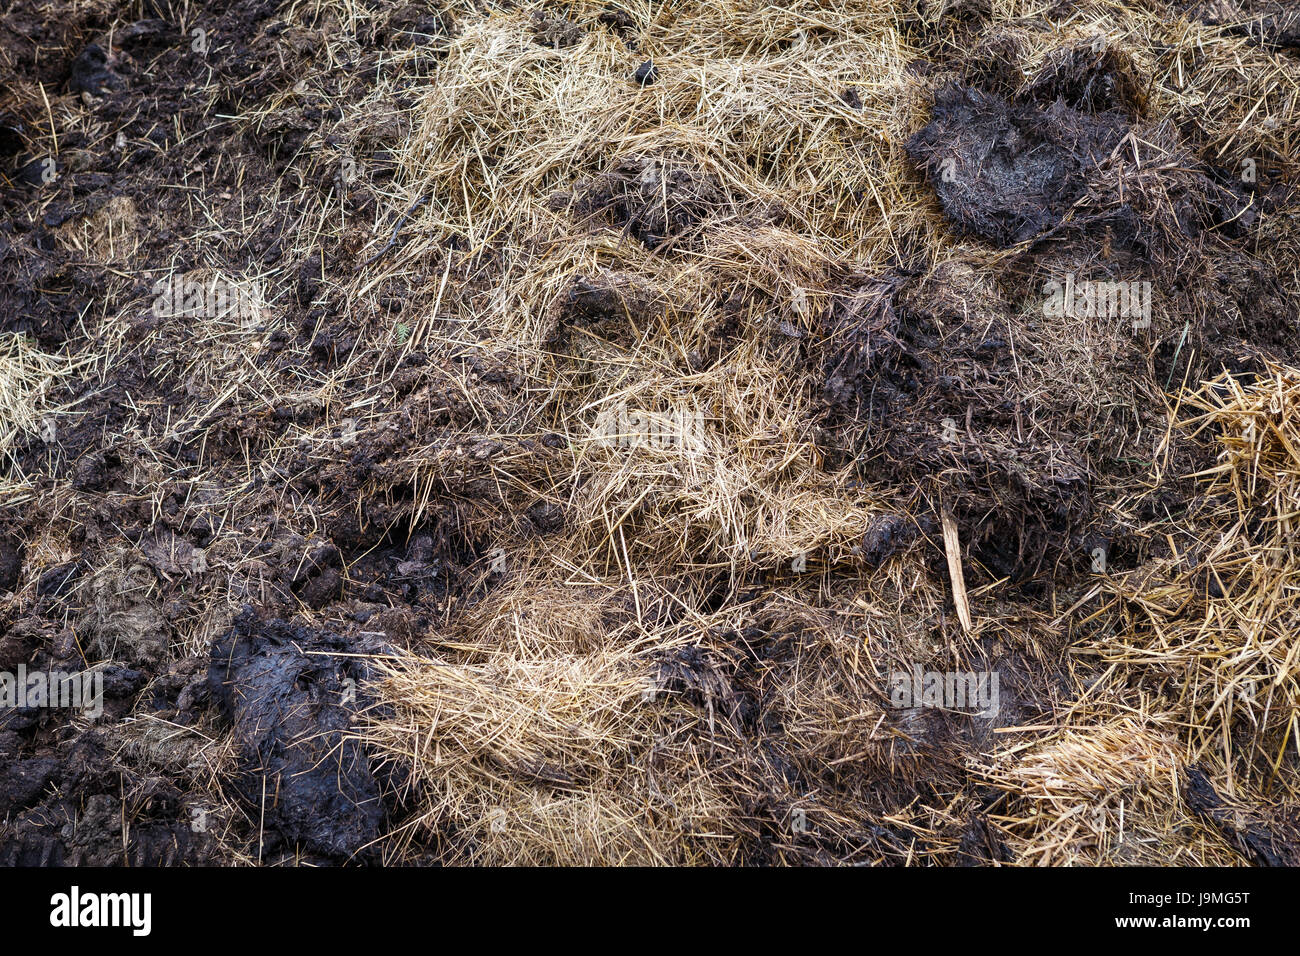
left=905, top=84, right=1129, bottom=248
left=649, top=644, right=753, bottom=731
left=1019, top=40, right=1147, bottom=117
left=0, top=537, right=23, bottom=591
left=860, top=513, right=927, bottom=569
left=67, top=42, right=125, bottom=95
left=208, top=608, right=387, bottom=862
left=818, top=262, right=1099, bottom=585
left=553, top=271, right=667, bottom=345
left=35, top=561, right=79, bottom=598
left=0, top=757, right=61, bottom=813
left=530, top=12, right=583, bottom=48
left=554, top=154, right=730, bottom=249
left=0, top=727, right=214, bottom=866
left=526, top=500, right=565, bottom=534
left=960, top=32, right=1026, bottom=96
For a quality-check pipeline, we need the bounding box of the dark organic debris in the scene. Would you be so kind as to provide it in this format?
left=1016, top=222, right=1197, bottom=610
left=1184, top=765, right=1299, bottom=866
left=530, top=13, right=583, bottom=49
left=0, top=537, right=22, bottom=591
left=0, top=758, right=60, bottom=814
left=1019, top=40, right=1147, bottom=116
left=208, top=609, right=385, bottom=860
left=556, top=154, right=729, bottom=248
left=1192, top=1, right=1300, bottom=50
left=819, top=263, right=1098, bottom=584
left=861, top=513, right=923, bottom=568
left=526, top=500, right=565, bottom=533
left=955, top=813, right=1014, bottom=865
left=649, top=645, right=752, bottom=729
left=36, top=561, right=79, bottom=597
left=906, top=84, right=1128, bottom=247
left=560, top=271, right=665, bottom=331
left=67, top=43, right=125, bottom=95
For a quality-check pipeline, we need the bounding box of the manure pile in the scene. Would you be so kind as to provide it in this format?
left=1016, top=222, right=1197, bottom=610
left=2, top=0, right=1300, bottom=865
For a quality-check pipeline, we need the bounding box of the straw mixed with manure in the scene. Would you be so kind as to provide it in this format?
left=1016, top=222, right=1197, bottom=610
left=1, top=0, right=1299, bottom=865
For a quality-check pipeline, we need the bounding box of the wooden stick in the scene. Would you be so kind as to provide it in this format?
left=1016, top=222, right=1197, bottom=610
left=942, top=511, right=973, bottom=634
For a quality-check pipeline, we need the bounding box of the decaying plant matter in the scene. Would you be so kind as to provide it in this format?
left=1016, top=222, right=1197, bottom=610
left=2, top=0, right=1299, bottom=865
